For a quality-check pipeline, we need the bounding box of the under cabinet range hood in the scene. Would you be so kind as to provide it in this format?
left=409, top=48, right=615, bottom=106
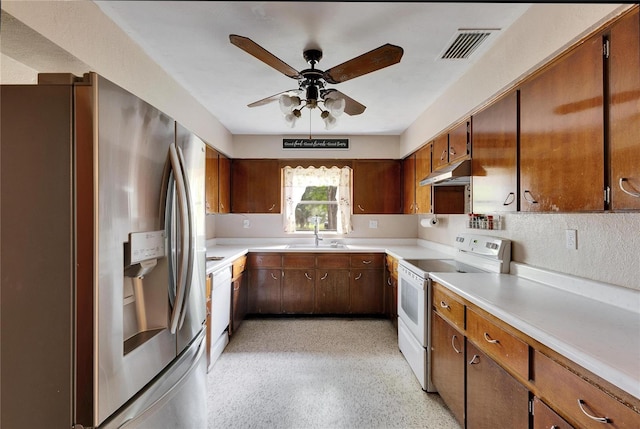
left=419, top=159, right=471, bottom=186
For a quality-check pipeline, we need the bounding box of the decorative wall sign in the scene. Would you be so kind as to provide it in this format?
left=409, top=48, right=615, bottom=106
left=283, top=138, right=349, bottom=149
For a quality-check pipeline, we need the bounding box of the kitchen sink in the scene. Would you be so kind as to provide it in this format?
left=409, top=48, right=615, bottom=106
left=286, top=243, right=348, bottom=249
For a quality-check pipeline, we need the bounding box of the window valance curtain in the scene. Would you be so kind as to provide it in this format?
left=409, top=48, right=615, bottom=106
left=283, top=166, right=352, bottom=234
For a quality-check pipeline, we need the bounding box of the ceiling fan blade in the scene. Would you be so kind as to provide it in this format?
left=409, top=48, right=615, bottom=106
left=230, top=35, right=302, bottom=80
left=323, top=89, right=366, bottom=116
left=323, top=44, right=404, bottom=84
left=247, top=90, right=299, bottom=108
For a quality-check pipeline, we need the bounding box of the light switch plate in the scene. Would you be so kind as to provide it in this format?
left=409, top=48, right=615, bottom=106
left=369, top=220, right=378, bottom=229
left=243, top=219, right=251, bottom=229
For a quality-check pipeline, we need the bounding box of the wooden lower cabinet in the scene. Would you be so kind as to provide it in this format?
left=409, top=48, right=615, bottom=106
left=230, top=272, right=247, bottom=335
left=532, top=396, right=574, bottom=429
left=315, top=269, right=350, bottom=314
left=350, top=268, right=383, bottom=314
left=431, top=312, right=465, bottom=427
left=282, top=268, right=315, bottom=313
left=466, top=341, right=530, bottom=429
left=247, top=268, right=281, bottom=314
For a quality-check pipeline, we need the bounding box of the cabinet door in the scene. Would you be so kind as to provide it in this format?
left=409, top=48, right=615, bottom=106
left=466, top=342, right=529, bottom=429
left=415, top=143, right=432, bottom=213
left=609, top=8, right=640, bottom=210
left=352, top=160, right=402, bottom=214
left=282, top=269, right=315, bottom=314
left=532, top=397, right=574, bottom=429
left=315, top=269, right=350, bottom=314
left=432, top=134, right=449, bottom=171
left=218, top=154, right=231, bottom=213
left=230, top=273, right=247, bottom=336
left=403, top=155, right=416, bottom=214
left=431, top=313, right=465, bottom=428
left=471, top=91, right=518, bottom=212
left=448, top=120, right=470, bottom=164
left=350, top=269, right=383, bottom=314
left=205, top=146, right=219, bottom=214
left=520, top=34, right=604, bottom=212
left=231, top=159, right=281, bottom=213
left=248, top=269, right=281, bottom=314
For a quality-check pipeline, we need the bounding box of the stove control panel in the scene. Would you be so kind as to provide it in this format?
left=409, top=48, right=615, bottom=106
left=455, top=233, right=510, bottom=260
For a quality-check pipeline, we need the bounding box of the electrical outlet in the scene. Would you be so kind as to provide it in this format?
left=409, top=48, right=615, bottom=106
left=369, top=220, right=378, bottom=229
left=565, top=229, right=577, bottom=250
left=243, top=219, right=251, bottom=229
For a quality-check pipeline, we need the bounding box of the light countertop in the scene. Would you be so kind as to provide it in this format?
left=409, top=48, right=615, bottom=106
left=429, top=271, right=640, bottom=400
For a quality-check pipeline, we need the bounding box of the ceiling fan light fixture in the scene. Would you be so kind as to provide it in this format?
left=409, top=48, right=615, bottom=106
left=321, top=111, right=337, bottom=130
left=284, top=111, right=299, bottom=128
left=324, top=97, right=346, bottom=117
left=279, top=94, right=301, bottom=114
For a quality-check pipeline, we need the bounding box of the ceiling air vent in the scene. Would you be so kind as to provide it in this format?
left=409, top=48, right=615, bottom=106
left=440, top=29, right=499, bottom=60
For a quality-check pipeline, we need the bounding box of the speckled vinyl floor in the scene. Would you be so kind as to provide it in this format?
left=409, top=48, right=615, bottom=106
left=207, top=318, right=461, bottom=429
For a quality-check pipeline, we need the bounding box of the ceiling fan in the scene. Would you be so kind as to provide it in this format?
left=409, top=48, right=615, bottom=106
left=229, top=34, right=404, bottom=129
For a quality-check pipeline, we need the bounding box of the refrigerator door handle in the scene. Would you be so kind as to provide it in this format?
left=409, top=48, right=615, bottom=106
left=114, top=330, right=206, bottom=428
left=175, top=145, right=195, bottom=330
left=167, top=143, right=190, bottom=334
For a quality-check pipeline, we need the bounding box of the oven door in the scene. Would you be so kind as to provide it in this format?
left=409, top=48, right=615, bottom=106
left=397, top=268, right=428, bottom=347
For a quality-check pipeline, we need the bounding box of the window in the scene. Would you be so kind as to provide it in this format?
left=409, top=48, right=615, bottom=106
left=283, top=166, right=352, bottom=234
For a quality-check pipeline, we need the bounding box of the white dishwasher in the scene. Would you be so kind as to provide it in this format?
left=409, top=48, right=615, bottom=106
left=209, top=265, right=232, bottom=371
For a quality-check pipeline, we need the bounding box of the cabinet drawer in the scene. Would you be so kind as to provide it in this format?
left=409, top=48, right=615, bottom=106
left=533, top=396, right=574, bottom=429
left=317, top=254, right=350, bottom=269
left=351, top=253, right=384, bottom=268
left=283, top=254, right=315, bottom=268
left=533, top=350, right=639, bottom=429
left=232, top=255, right=247, bottom=279
left=432, top=282, right=465, bottom=331
left=248, top=253, right=281, bottom=268
left=466, top=308, right=529, bottom=380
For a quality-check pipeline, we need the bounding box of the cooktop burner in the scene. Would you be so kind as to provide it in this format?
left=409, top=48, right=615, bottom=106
left=401, top=258, right=486, bottom=277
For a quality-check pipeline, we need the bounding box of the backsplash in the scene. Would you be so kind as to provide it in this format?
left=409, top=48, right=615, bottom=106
left=420, top=212, right=640, bottom=291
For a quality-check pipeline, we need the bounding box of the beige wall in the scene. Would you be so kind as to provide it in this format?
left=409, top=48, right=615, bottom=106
left=3, top=1, right=639, bottom=291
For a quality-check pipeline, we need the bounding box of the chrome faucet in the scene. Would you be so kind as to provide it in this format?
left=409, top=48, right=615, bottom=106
left=314, top=217, right=323, bottom=247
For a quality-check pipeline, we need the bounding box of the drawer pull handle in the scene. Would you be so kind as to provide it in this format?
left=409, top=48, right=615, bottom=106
left=354, top=273, right=362, bottom=280
left=440, top=301, right=451, bottom=310
left=619, top=177, right=640, bottom=198
left=483, top=332, right=499, bottom=344
left=320, top=272, right=328, bottom=280
left=362, top=260, right=372, bottom=264
left=468, top=354, right=480, bottom=365
left=270, top=273, right=278, bottom=280
left=503, top=192, right=516, bottom=206
left=523, top=190, right=538, bottom=204
left=304, top=272, right=312, bottom=281
left=451, top=335, right=461, bottom=354
left=577, top=399, right=610, bottom=423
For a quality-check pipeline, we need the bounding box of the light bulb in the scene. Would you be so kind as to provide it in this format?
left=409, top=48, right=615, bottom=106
left=322, top=112, right=337, bottom=130
left=284, top=112, right=298, bottom=128
left=279, top=95, right=301, bottom=114
left=325, top=98, right=345, bottom=117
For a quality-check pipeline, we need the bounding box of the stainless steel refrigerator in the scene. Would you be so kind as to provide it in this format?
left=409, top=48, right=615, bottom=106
left=1, top=73, right=207, bottom=428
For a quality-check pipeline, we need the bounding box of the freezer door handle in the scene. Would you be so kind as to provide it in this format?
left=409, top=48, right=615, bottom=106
left=167, top=143, right=191, bottom=334
left=175, top=145, right=195, bottom=330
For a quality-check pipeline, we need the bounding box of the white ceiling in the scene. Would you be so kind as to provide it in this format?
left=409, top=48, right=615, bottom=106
left=93, top=2, right=532, bottom=136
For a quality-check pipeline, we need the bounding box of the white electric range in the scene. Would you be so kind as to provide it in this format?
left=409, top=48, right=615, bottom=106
left=397, top=233, right=511, bottom=391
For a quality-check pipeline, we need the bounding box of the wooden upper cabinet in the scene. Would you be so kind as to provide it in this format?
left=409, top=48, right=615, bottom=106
left=205, top=146, right=219, bottom=214
left=352, top=160, right=402, bottom=214
left=448, top=120, right=470, bottom=164
left=432, top=133, right=449, bottom=171
left=609, top=8, right=640, bottom=210
left=231, top=159, right=281, bottom=213
left=520, top=33, right=605, bottom=212
left=218, top=154, right=231, bottom=213
left=471, top=91, right=518, bottom=213
left=415, top=143, right=432, bottom=214
left=402, top=154, right=416, bottom=214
